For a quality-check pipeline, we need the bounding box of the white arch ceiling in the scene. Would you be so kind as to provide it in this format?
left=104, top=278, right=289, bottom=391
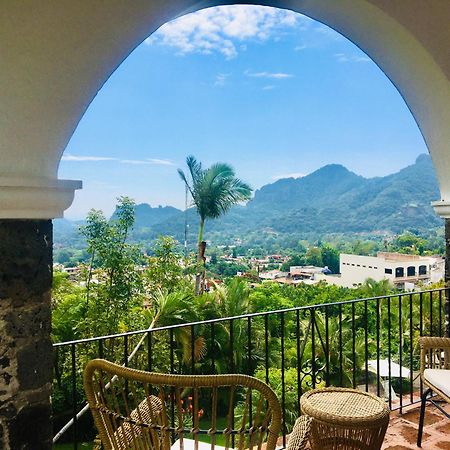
left=1, top=0, right=449, bottom=218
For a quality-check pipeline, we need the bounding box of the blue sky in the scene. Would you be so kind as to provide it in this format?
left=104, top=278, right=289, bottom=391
left=58, top=5, right=427, bottom=219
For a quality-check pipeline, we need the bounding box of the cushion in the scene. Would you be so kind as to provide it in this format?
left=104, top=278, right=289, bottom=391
left=423, top=369, right=450, bottom=397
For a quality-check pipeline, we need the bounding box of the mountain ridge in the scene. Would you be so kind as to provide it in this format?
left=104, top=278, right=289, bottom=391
left=55, top=154, right=442, bottom=245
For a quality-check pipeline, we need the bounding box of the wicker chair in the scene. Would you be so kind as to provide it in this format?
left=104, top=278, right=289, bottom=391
left=417, top=336, right=450, bottom=447
left=84, top=359, right=284, bottom=450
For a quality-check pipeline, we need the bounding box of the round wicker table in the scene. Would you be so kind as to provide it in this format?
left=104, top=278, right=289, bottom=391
left=300, top=387, right=390, bottom=450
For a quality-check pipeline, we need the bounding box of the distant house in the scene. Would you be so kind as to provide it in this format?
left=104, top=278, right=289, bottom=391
left=320, top=252, right=443, bottom=289
left=268, top=254, right=286, bottom=261
left=63, top=266, right=81, bottom=280
left=259, top=266, right=328, bottom=285
left=259, top=269, right=288, bottom=281
left=289, top=265, right=326, bottom=280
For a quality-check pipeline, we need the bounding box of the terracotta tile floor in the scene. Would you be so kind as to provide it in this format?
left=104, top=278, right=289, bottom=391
left=382, top=400, right=450, bottom=449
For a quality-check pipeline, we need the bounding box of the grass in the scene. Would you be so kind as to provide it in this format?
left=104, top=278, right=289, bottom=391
left=197, top=416, right=228, bottom=447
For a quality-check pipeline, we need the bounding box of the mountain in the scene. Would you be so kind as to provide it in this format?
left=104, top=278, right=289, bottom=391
left=130, top=154, right=441, bottom=240
left=243, top=153, right=441, bottom=233
left=249, top=164, right=365, bottom=211
left=55, top=154, right=443, bottom=247
left=132, top=204, right=181, bottom=228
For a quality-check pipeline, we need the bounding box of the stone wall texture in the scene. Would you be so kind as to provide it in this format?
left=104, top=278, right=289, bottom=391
left=0, top=220, right=53, bottom=449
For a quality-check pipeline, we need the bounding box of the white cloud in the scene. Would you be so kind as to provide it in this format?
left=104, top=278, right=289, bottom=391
left=146, top=158, right=175, bottom=166
left=120, top=159, right=153, bottom=165
left=62, top=154, right=174, bottom=166
left=334, top=53, right=371, bottom=63
left=214, top=73, right=231, bottom=87
left=245, top=70, right=293, bottom=79
left=272, top=172, right=305, bottom=180
left=294, top=44, right=308, bottom=51
left=147, top=5, right=304, bottom=58
left=334, top=53, right=348, bottom=63
left=61, top=154, right=117, bottom=162
left=120, top=158, right=175, bottom=165
left=262, top=85, right=275, bottom=91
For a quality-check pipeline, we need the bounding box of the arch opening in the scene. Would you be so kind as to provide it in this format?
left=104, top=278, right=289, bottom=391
left=59, top=4, right=431, bottom=224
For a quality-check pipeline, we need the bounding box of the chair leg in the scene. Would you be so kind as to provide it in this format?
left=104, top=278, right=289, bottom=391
left=417, top=387, right=431, bottom=447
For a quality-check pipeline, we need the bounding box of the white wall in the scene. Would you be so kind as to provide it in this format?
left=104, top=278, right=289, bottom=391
left=339, top=253, right=441, bottom=288
left=340, top=254, right=385, bottom=286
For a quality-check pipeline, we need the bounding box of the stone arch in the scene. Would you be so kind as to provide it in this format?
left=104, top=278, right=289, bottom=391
left=1, top=4, right=450, bottom=448
left=1, top=1, right=449, bottom=219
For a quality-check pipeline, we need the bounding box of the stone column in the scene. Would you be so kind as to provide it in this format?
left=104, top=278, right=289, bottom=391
left=0, top=220, right=53, bottom=449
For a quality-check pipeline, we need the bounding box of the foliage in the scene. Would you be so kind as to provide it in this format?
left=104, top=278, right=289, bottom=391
left=253, top=367, right=324, bottom=431
left=305, top=247, right=322, bottom=267
left=178, top=155, right=252, bottom=293
left=178, top=156, right=252, bottom=233
left=320, top=244, right=340, bottom=273
left=78, top=196, right=145, bottom=336
left=145, top=236, right=190, bottom=293
left=52, top=271, right=86, bottom=342
left=281, top=254, right=306, bottom=271
left=207, top=260, right=250, bottom=277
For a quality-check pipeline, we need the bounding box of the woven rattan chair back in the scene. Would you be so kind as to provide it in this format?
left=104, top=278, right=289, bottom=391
left=84, top=359, right=282, bottom=450
left=420, top=337, right=450, bottom=376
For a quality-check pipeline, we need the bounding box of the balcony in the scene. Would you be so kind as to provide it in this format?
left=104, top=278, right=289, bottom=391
left=1, top=4, right=450, bottom=449
left=52, top=288, right=448, bottom=449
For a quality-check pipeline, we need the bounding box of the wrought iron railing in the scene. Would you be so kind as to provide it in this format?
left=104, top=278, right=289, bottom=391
left=52, top=287, right=448, bottom=448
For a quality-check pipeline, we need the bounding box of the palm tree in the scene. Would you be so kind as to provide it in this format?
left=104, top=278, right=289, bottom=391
left=178, top=155, right=252, bottom=294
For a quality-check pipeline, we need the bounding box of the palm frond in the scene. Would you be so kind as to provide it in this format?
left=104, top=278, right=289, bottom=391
left=178, top=155, right=252, bottom=237
left=177, top=168, right=195, bottom=199
left=180, top=332, right=207, bottom=364
left=186, top=155, right=202, bottom=184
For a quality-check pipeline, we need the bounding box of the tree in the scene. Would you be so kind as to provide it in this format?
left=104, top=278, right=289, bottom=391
left=305, top=247, right=323, bottom=267
left=281, top=254, right=306, bottom=272
left=321, top=244, right=340, bottom=273
left=145, top=236, right=188, bottom=293
left=356, top=278, right=393, bottom=298
left=178, top=155, right=252, bottom=294
left=79, top=196, right=144, bottom=335
left=391, top=232, right=427, bottom=255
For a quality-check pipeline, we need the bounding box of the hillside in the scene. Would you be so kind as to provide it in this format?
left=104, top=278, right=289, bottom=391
left=118, top=203, right=180, bottom=228
left=55, top=154, right=442, bottom=247
left=130, top=154, right=441, bottom=239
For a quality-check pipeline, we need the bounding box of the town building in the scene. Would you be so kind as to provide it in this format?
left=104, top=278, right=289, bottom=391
left=320, top=252, right=444, bottom=289
left=258, top=269, right=288, bottom=281
left=290, top=265, right=331, bottom=280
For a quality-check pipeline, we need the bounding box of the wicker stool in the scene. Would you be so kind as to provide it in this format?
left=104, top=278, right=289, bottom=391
left=300, top=387, right=390, bottom=450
